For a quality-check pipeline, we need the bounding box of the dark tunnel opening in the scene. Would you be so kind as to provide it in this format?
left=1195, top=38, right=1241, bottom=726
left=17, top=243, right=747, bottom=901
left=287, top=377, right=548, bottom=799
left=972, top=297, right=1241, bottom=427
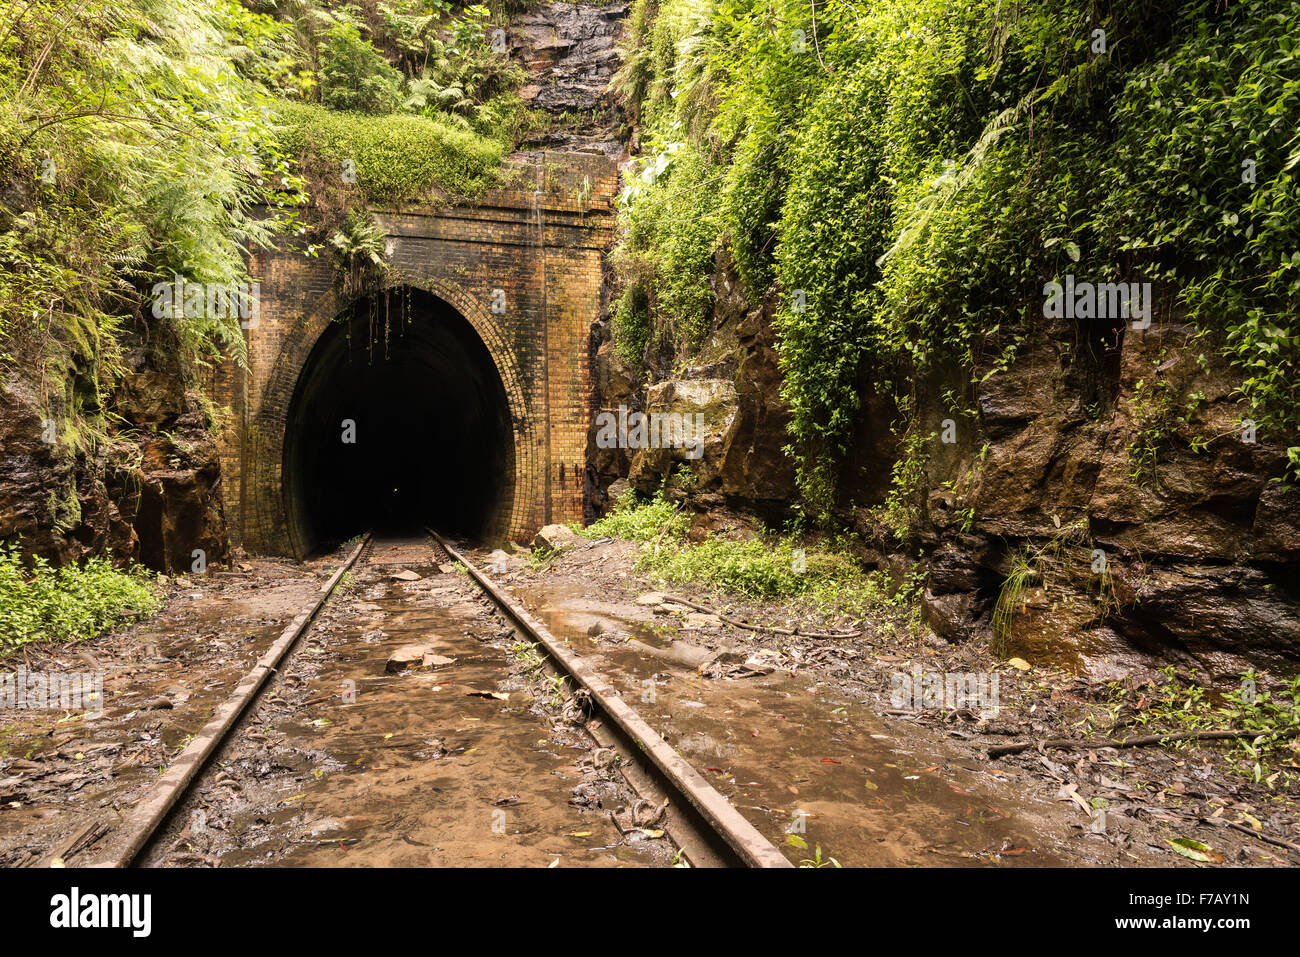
left=283, top=288, right=514, bottom=554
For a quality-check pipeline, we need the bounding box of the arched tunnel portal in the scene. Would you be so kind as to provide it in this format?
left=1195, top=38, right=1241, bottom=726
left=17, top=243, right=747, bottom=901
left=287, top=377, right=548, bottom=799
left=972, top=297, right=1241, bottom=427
left=281, top=289, right=515, bottom=554
left=208, top=152, right=617, bottom=557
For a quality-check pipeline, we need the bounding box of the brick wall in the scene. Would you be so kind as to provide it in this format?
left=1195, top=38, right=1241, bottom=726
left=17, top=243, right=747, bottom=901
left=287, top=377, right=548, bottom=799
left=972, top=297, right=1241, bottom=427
left=212, top=150, right=618, bottom=556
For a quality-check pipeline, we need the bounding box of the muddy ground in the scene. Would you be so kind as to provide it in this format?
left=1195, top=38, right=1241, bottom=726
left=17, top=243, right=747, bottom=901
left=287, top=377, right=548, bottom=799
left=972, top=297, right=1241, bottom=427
left=0, top=537, right=671, bottom=867
left=470, top=535, right=1300, bottom=868
left=1, top=532, right=1296, bottom=868
left=0, top=550, right=332, bottom=867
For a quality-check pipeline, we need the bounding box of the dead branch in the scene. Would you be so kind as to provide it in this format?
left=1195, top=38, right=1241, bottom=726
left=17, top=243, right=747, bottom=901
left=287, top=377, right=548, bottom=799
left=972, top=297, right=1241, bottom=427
left=987, top=728, right=1282, bottom=759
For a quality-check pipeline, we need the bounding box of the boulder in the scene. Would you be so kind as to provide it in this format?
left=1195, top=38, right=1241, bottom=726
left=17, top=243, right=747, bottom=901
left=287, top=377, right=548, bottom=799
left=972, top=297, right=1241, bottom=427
left=532, top=523, right=581, bottom=551
left=627, top=378, right=737, bottom=494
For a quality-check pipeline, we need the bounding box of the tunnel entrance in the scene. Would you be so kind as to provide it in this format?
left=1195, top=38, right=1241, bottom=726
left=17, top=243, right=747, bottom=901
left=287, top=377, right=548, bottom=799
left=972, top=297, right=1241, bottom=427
left=282, top=288, right=514, bottom=554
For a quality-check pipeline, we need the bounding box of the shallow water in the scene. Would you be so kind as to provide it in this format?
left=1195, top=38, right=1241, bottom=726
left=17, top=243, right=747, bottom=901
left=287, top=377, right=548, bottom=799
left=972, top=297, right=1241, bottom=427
left=515, top=584, right=1071, bottom=867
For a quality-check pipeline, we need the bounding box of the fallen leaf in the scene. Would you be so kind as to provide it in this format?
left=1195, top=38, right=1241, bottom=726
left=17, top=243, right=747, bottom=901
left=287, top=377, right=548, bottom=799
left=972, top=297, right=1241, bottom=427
left=1168, top=838, right=1223, bottom=863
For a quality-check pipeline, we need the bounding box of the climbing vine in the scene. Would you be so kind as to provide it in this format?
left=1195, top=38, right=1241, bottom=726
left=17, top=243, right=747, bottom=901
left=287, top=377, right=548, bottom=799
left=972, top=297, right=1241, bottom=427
left=612, top=0, right=1300, bottom=508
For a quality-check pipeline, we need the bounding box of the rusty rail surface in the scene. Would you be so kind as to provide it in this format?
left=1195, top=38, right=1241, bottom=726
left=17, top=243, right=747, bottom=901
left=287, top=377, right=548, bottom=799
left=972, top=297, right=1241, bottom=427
left=84, top=534, right=371, bottom=868
left=429, top=530, right=793, bottom=869
left=79, top=529, right=791, bottom=869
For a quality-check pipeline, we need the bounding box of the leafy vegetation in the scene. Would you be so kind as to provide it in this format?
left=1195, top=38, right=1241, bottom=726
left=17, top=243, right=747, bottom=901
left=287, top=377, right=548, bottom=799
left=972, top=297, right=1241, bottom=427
left=0, top=0, right=527, bottom=416
left=0, top=0, right=531, bottom=593
left=0, top=541, right=160, bottom=653
left=274, top=100, right=506, bottom=207
left=581, top=491, right=690, bottom=541
left=584, top=492, right=897, bottom=615
left=0, top=0, right=306, bottom=380
left=611, top=0, right=1300, bottom=508
left=1097, top=668, right=1300, bottom=784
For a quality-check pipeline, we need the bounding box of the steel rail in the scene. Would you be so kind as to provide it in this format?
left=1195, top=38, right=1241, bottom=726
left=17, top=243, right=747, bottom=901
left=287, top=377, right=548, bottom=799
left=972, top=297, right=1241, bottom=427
left=429, top=530, right=793, bottom=869
left=83, top=534, right=372, bottom=868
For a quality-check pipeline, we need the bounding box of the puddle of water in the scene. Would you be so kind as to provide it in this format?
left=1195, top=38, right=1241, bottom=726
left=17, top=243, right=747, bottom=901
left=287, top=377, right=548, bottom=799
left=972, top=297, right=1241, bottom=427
left=516, top=584, right=1068, bottom=867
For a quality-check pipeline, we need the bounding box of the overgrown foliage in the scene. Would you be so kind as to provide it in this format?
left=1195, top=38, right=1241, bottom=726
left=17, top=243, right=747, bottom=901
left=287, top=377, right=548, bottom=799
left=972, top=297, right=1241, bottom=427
left=274, top=100, right=506, bottom=206
left=612, top=0, right=1300, bottom=507
left=585, top=492, right=898, bottom=615
left=0, top=0, right=527, bottom=394
left=581, top=490, right=690, bottom=540
left=0, top=0, right=306, bottom=378
left=0, top=0, right=530, bottom=583
left=0, top=541, right=160, bottom=652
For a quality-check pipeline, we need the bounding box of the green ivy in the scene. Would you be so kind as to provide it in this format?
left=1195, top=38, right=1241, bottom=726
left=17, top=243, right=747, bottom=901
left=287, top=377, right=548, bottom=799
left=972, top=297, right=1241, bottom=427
left=612, top=0, right=1300, bottom=506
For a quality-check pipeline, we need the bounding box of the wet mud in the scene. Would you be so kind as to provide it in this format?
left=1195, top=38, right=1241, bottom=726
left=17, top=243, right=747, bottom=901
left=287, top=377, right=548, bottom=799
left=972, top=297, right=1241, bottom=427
left=139, top=537, right=671, bottom=868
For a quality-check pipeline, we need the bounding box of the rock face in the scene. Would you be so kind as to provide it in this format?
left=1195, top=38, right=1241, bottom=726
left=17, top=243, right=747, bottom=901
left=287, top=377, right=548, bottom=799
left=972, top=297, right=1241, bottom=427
left=513, top=3, right=628, bottom=154
left=626, top=378, right=737, bottom=493
left=0, top=375, right=136, bottom=566
left=587, top=251, right=798, bottom=524
left=917, top=314, right=1300, bottom=679
left=564, top=3, right=1295, bottom=679
left=0, top=338, right=228, bottom=575
left=589, top=250, right=1298, bottom=677
left=107, top=349, right=229, bottom=574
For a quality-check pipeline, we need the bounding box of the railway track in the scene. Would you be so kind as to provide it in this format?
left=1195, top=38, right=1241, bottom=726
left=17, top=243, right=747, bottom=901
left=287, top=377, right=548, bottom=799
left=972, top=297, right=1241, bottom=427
left=82, top=531, right=791, bottom=869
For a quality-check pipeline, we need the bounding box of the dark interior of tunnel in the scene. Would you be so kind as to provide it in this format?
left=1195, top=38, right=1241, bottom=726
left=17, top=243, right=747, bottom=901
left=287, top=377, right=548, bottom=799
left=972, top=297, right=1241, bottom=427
left=283, top=288, right=514, bottom=554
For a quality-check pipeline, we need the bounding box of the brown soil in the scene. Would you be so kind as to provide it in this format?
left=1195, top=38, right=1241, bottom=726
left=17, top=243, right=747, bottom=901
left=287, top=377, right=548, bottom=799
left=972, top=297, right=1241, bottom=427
left=2, top=533, right=1295, bottom=868
left=469, top=535, right=1300, bottom=868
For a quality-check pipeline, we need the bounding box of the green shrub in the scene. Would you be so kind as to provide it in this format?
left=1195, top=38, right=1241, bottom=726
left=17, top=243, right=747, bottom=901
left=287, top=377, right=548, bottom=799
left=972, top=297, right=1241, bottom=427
left=274, top=100, right=506, bottom=204
left=582, top=492, right=690, bottom=541
left=639, top=534, right=888, bottom=614
left=320, top=20, right=406, bottom=114
left=583, top=494, right=889, bottom=614
left=0, top=542, right=161, bottom=653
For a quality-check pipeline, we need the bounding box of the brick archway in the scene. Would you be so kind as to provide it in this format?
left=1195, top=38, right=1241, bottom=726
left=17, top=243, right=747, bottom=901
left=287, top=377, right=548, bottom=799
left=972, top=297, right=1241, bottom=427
left=248, top=280, right=536, bottom=557
left=208, top=150, right=619, bottom=556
